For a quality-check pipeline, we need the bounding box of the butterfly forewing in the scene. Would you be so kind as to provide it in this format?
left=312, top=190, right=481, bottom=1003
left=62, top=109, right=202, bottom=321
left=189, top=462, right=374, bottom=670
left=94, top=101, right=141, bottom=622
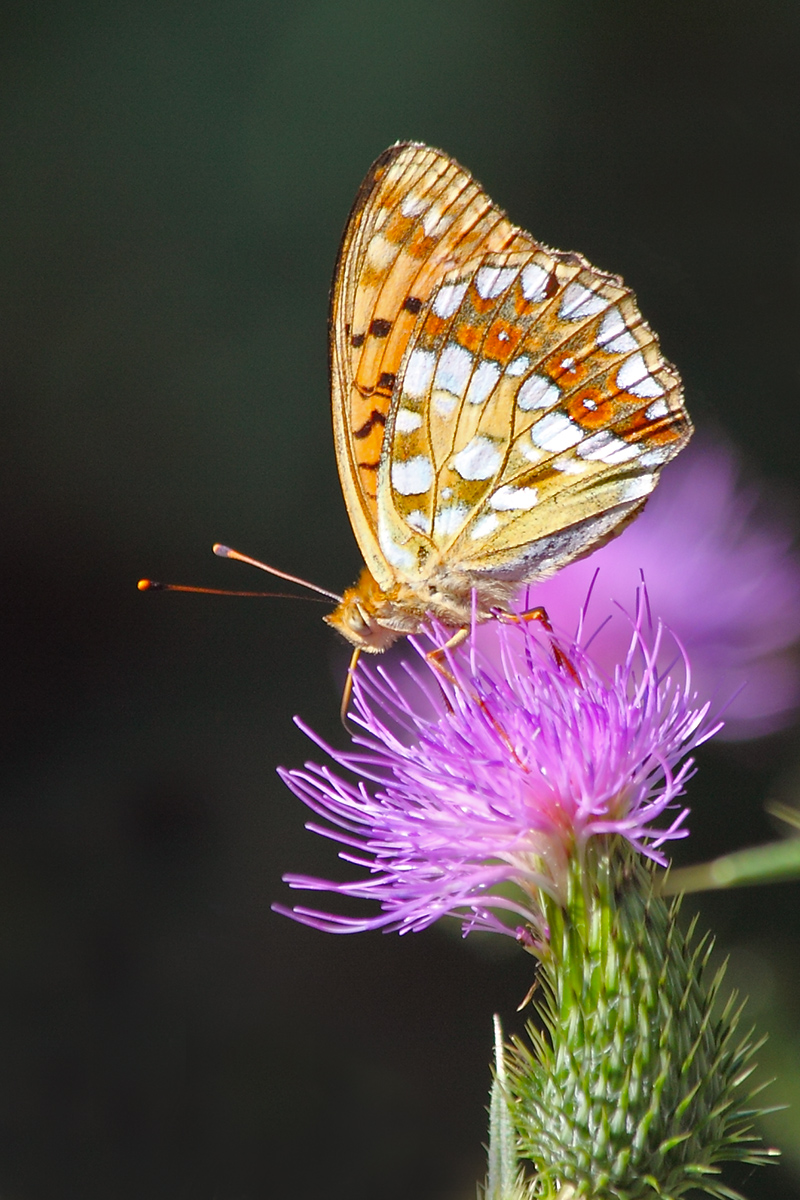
left=330, top=143, right=535, bottom=587
left=330, top=142, right=691, bottom=628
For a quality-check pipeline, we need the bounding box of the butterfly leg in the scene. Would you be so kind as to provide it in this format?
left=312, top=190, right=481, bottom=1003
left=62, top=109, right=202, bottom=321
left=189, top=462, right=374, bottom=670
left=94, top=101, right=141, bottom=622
left=341, top=627, right=477, bottom=727
left=425, top=626, right=470, bottom=679
left=340, top=628, right=470, bottom=728
left=499, top=606, right=580, bottom=684
left=427, top=628, right=530, bottom=767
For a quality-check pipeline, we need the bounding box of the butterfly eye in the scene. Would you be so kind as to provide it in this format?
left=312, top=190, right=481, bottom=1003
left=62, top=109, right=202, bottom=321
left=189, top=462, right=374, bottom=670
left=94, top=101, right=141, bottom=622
left=332, top=595, right=372, bottom=641
left=325, top=587, right=401, bottom=656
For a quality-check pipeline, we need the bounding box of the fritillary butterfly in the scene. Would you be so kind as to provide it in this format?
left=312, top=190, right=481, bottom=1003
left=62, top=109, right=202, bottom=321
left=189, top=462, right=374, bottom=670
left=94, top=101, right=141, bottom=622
left=325, top=142, right=692, bottom=657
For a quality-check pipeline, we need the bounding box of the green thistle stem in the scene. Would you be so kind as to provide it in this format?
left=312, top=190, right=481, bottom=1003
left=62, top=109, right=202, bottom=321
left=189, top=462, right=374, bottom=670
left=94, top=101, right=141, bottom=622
left=504, top=839, right=775, bottom=1200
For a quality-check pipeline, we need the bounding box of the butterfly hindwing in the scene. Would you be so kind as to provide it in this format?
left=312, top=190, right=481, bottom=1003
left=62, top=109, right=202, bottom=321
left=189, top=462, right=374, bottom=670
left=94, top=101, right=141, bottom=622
left=376, top=223, right=689, bottom=583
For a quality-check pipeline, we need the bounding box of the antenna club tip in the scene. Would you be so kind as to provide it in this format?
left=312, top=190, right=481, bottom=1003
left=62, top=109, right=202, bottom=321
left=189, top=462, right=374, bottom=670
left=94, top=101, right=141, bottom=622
left=213, top=544, right=231, bottom=558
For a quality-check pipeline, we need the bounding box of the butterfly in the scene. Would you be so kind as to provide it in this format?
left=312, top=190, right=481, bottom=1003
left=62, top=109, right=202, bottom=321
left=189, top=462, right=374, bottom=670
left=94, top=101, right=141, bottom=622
left=324, top=142, right=692, bottom=668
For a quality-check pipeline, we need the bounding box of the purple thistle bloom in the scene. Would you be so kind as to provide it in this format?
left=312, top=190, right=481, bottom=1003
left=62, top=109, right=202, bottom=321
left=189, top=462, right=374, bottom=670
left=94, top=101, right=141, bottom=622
left=525, top=436, right=800, bottom=739
left=275, top=597, right=718, bottom=940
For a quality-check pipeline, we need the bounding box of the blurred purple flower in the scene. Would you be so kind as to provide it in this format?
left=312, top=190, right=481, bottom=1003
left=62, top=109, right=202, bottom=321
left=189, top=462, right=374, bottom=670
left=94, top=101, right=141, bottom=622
left=526, top=437, right=800, bottom=739
left=275, top=600, right=717, bottom=939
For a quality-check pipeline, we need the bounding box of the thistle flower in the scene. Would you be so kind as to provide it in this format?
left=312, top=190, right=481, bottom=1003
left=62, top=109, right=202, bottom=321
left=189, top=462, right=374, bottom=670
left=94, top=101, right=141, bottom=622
left=277, top=599, right=774, bottom=1197
left=526, top=436, right=800, bottom=739
left=275, top=596, right=717, bottom=940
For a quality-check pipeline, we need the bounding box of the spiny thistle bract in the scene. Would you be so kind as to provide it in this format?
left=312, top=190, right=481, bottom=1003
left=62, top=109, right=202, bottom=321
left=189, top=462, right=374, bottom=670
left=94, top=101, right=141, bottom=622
left=505, top=846, right=774, bottom=1200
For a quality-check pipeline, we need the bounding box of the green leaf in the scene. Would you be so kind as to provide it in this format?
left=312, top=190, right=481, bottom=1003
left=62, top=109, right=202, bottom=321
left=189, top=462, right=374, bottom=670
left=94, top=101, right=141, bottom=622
left=662, top=836, right=800, bottom=895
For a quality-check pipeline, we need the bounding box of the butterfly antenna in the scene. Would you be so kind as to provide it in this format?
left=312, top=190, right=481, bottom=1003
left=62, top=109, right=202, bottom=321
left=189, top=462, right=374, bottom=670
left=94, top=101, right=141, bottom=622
left=212, top=544, right=343, bottom=603
left=137, top=579, right=330, bottom=603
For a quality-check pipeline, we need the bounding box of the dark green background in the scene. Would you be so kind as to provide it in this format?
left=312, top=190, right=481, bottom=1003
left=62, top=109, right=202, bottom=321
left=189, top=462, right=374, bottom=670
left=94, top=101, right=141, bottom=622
left=2, top=2, right=799, bottom=1196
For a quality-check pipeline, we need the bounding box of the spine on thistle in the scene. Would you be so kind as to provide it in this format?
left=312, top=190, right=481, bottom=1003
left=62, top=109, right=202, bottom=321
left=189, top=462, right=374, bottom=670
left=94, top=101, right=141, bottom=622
left=501, top=840, right=774, bottom=1200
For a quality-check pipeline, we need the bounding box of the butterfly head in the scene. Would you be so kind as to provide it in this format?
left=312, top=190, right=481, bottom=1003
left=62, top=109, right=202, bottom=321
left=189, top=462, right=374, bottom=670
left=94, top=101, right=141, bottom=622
left=324, top=567, right=414, bottom=653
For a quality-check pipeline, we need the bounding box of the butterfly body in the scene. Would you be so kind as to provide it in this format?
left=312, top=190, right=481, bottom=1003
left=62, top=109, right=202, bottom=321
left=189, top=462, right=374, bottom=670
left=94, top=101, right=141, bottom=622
left=325, top=497, right=646, bottom=653
left=326, top=562, right=520, bottom=653
left=326, top=143, right=692, bottom=652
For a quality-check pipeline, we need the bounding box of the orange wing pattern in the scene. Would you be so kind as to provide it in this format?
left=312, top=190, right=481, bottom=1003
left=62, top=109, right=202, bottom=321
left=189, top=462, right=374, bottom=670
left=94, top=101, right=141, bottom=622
left=329, top=142, right=691, bottom=632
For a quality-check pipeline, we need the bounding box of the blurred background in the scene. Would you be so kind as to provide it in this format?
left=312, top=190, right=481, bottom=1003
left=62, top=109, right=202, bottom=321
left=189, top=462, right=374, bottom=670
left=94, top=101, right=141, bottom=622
left=2, top=1, right=799, bottom=1196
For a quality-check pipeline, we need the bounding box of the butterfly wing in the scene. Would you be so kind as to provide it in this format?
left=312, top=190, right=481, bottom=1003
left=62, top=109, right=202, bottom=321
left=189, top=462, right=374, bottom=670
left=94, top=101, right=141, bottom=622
left=373, top=191, right=691, bottom=586
left=330, top=142, right=535, bottom=589
left=331, top=142, right=692, bottom=596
